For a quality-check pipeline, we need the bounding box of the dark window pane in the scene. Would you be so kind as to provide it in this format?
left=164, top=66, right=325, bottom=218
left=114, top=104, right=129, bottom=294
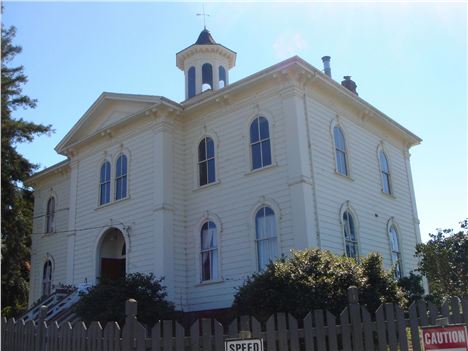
left=202, top=252, right=210, bottom=280
left=121, top=156, right=127, bottom=175
left=252, top=143, right=262, bottom=169
left=259, top=117, right=269, bottom=139
left=188, top=67, right=196, bottom=98
left=116, top=179, right=122, bottom=200
left=198, top=139, right=206, bottom=162
left=122, top=175, right=127, bottom=198
left=208, top=159, right=215, bottom=183
left=250, top=119, right=259, bottom=143
left=199, top=162, right=208, bottom=186
left=262, top=140, right=272, bottom=166
left=202, top=63, right=213, bottom=88
left=219, top=66, right=226, bottom=84
left=206, top=137, right=214, bottom=158
left=100, top=164, right=106, bottom=182
left=116, top=156, right=122, bottom=177
left=334, top=127, right=345, bottom=150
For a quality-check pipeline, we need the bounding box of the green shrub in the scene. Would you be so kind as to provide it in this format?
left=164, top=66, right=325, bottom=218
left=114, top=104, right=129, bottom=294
left=73, top=273, right=175, bottom=326
left=232, top=249, right=406, bottom=320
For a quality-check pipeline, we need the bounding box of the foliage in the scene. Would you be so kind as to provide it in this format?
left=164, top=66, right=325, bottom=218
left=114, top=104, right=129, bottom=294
left=232, top=249, right=406, bottom=320
left=1, top=22, right=52, bottom=317
left=415, top=219, right=468, bottom=302
left=73, top=273, right=176, bottom=326
left=397, top=272, right=424, bottom=307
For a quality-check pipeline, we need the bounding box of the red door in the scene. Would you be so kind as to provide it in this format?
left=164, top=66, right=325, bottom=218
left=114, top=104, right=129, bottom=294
left=100, top=258, right=126, bottom=280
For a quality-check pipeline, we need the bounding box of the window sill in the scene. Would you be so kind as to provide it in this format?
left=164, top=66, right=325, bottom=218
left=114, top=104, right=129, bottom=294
left=245, top=163, right=278, bottom=176
left=380, top=190, right=396, bottom=200
left=334, top=170, right=353, bottom=181
left=95, top=195, right=131, bottom=210
left=195, top=278, right=224, bottom=287
left=192, top=180, right=221, bottom=192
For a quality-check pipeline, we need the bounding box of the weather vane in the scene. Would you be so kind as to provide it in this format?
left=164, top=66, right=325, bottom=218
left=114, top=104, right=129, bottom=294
left=196, top=4, right=210, bottom=29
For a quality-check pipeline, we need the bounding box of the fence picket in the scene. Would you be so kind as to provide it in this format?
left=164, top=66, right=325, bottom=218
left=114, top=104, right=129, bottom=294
left=134, top=321, right=147, bottom=351
left=251, top=317, right=262, bottom=338
left=441, top=300, right=450, bottom=320
left=375, top=305, right=387, bottom=351
left=48, top=321, right=59, bottom=351
left=463, top=298, right=468, bottom=325
left=228, top=318, right=238, bottom=338
left=361, top=307, right=374, bottom=351
left=151, top=322, right=161, bottom=351
left=408, top=303, right=421, bottom=351
left=385, top=303, right=398, bottom=351
left=103, top=322, right=120, bottom=351
left=428, top=302, right=439, bottom=325
left=395, top=305, right=409, bottom=351
left=202, top=319, right=211, bottom=351
left=240, top=315, right=249, bottom=334
left=87, top=321, right=103, bottom=351
left=349, top=304, right=363, bottom=351
left=277, top=313, right=288, bottom=351
left=266, top=314, right=277, bottom=351
left=163, top=320, right=172, bottom=351
left=417, top=300, right=428, bottom=325
left=72, top=321, right=87, bottom=351
left=175, top=322, right=185, bottom=351
left=214, top=320, right=224, bottom=351
left=450, top=297, right=461, bottom=323
left=326, top=311, right=338, bottom=351
left=340, top=307, right=351, bottom=351
left=314, top=310, right=326, bottom=351
left=1, top=317, right=6, bottom=348
left=288, top=314, right=299, bottom=351
left=190, top=320, right=199, bottom=351
left=303, top=313, right=315, bottom=351
left=60, top=322, right=73, bottom=351
left=14, top=318, right=24, bottom=351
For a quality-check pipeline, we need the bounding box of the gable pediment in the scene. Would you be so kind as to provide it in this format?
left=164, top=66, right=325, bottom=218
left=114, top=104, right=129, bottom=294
left=55, top=93, right=163, bottom=155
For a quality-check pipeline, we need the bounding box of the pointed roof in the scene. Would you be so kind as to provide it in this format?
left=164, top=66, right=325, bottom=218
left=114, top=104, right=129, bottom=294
left=195, top=28, right=216, bottom=45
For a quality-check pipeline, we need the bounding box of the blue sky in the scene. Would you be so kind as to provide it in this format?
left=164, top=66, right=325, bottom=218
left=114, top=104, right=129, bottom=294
left=3, top=1, right=467, bottom=242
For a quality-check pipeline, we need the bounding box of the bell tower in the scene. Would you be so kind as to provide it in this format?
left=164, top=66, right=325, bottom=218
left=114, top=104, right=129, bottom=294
left=176, top=28, right=236, bottom=100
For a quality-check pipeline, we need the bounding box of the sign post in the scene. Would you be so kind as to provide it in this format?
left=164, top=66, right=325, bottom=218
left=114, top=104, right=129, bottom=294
left=422, top=324, right=468, bottom=351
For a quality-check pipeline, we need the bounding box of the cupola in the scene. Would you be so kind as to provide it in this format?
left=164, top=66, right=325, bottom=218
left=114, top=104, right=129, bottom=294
left=176, top=28, right=236, bottom=100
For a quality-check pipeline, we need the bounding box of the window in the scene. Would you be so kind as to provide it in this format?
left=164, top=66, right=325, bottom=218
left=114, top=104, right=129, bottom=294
left=389, top=225, right=402, bottom=279
left=115, top=154, right=128, bottom=200
left=250, top=116, right=272, bottom=170
left=255, top=206, right=278, bottom=270
left=42, top=260, right=52, bottom=296
left=46, top=197, right=55, bottom=233
left=188, top=66, right=196, bottom=98
left=379, top=150, right=392, bottom=194
left=198, top=137, right=216, bottom=186
left=343, top=210, right=358, bottom=258
left=219, top=66, right=226, bottom=88
left=200, top=221, right=218, bottom=281
left=202, top=63, right=213, bottom=91
left=333, top=126, right=348, bottom=176
left=100, top=161, right=111, bottom=205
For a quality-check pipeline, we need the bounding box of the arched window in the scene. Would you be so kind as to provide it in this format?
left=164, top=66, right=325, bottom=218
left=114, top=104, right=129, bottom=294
left=250, top=116, right=272, bottom=170
left=219, top=66, right=226, bottom=88
left=333, top=126, right=348, bottom=176
left=202, top=63, right=213, bottom=91
left=188, top=66, right=196, bottom=98
left=100, top=161, right=111, bottom=205
left=46, top=197, right=55, bottom=233
left=389, top=225, right=402, bottom=279
left=200, top=221, right=218, bottom=281
left=343, top=210, right=358, bottom=258
left=198, top=137, right=216, bottom=186
left=379, top=150, right=391, bottom=194
left=42, top=260, right=53, bottom=296
left=115, top=154, right=128, bottom=200
left=255, top=206, right=278, bottom=270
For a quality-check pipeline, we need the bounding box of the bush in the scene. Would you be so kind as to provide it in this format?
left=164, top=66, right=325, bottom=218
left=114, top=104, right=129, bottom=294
left=73, top=273, right=175, bottom=326
left=397, top=272, right=424, bottom=307
left=232, top=249, right=406, bottom=320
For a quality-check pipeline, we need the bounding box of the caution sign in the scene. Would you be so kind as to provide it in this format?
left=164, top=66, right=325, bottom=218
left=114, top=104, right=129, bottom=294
left=422, top=325, right=468, bottom=351
left=225, top=338, right=263, bottom=351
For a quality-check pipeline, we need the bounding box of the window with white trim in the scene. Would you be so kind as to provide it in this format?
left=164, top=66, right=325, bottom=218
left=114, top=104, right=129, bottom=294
left=255, top=206, right=278, bottom=270
left=198, top=137, right=216, bottom=186
left=46, top=197, right=55, bottom=233
left=343, top=210, right=358, bottom=258
left=42, top=260, right=53, bottom=296
left=379, top=150, right=392, bottom=194
left=200, top=221, right=218, bottom=281
left=100, top=161, right=111, bottom=205
left=250, top=116, right=272, bottom=170
left=333, top=126, right=348, bottom=176
left=115, top=154, right=127, bottom=200
left=389, top=225, right=402, bottom=279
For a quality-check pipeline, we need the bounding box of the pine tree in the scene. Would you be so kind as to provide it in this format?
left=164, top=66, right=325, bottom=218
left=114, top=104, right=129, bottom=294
left=1, top=23, right=52, bottom=317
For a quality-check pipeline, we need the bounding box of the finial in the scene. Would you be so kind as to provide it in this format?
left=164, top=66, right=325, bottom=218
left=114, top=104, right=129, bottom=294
left=196, top=3, right=210, bottom=29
